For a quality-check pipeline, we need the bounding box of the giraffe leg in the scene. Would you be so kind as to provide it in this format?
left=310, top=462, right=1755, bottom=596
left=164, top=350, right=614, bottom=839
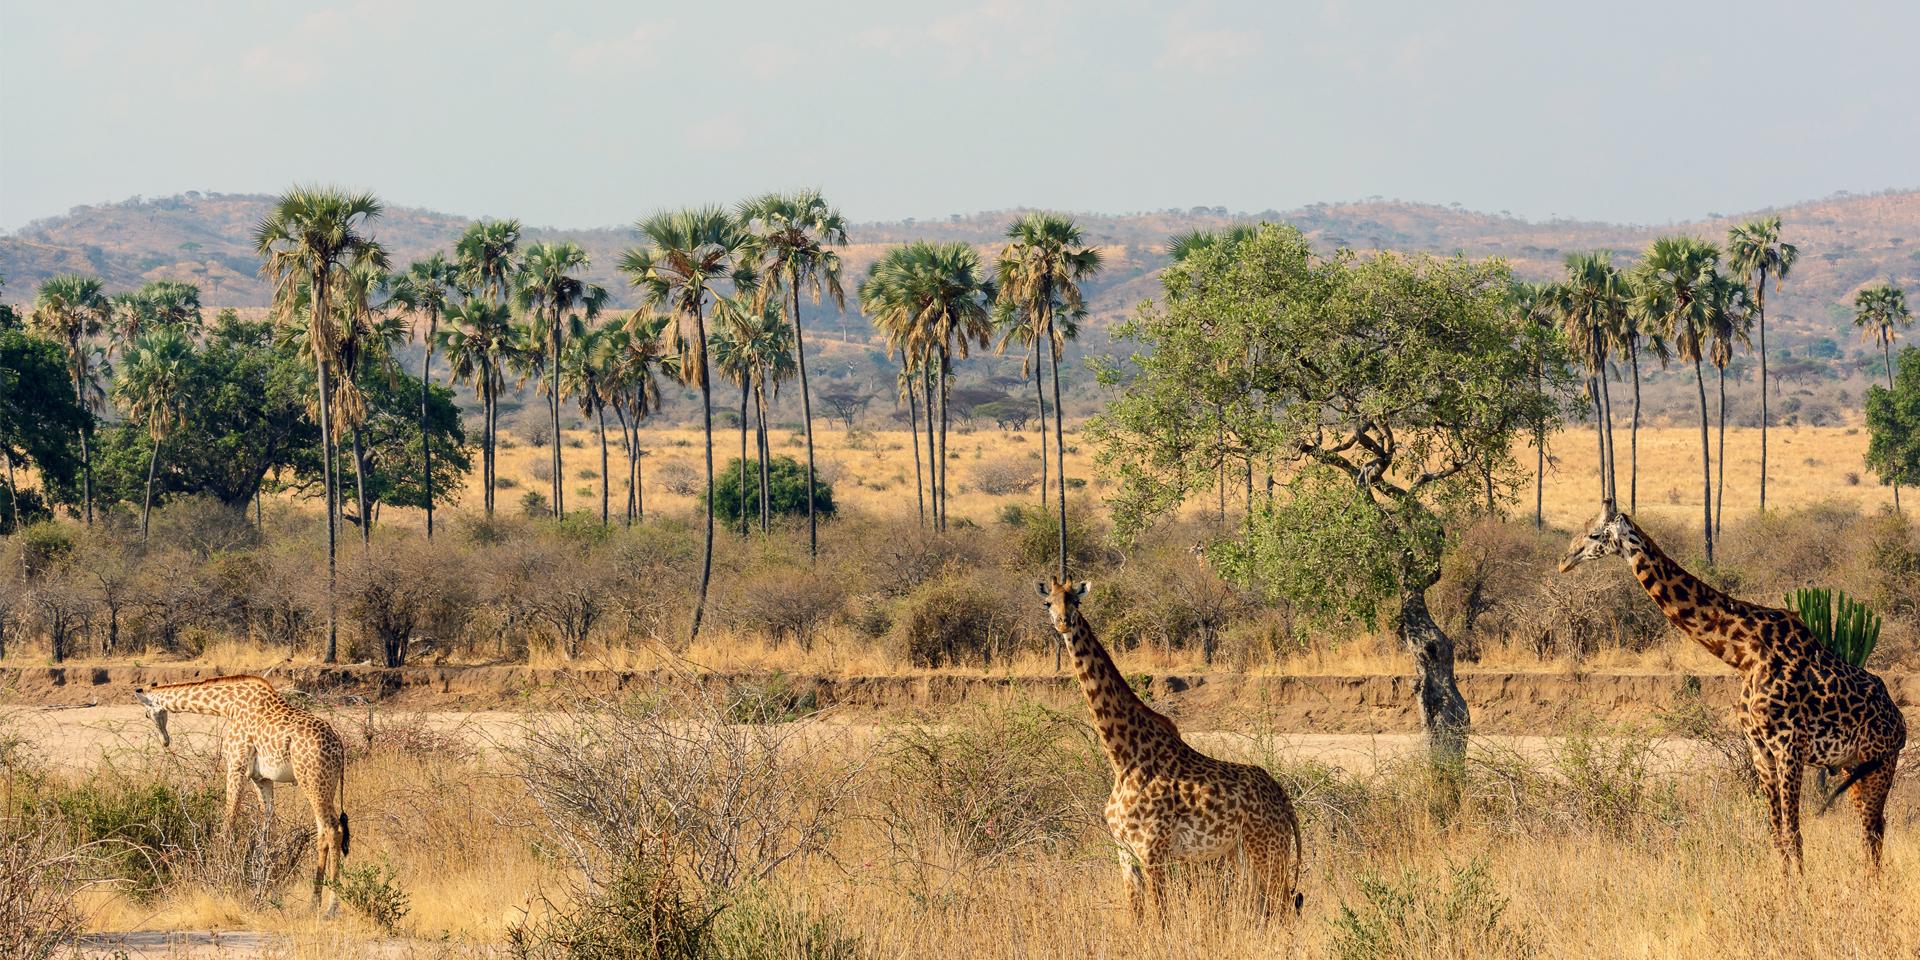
left=251, top=777, right=274, bottom=841
left=1768, top=759, right=1804, bottom=876
left=1118, top=846, right=1147, bottom=921
left=306, top=781, right=341, bottom=916
left=221, top=742, right=250, bottom=842
left=1847, top=757, right=1896, bottom=874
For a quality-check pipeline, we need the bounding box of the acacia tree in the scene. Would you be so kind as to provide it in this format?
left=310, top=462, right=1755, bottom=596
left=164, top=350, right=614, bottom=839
left=620, top=208, right=758, bottom=640
left=1726, top=218, right=1796, bottom=512
left=740, top=190, right=847, bottom=559
left=997, top=214, right=1103, bottom=577
left=30, top=274, right=111, bottom=524
left=252, top=187, right=386, bottom=663
left=1855, top=283, right=1913, bottom=513
left=1092, top=226, right=1566, bottom=773
left=1865, top=344, right=1920, bottom=497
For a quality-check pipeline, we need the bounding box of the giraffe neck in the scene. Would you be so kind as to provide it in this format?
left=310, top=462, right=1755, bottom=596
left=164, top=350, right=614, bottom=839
left=147, top=678, right=276, bottom=720
left=1619, top=520, right=1767, bottom=671
left=1060, top=617, right=1181, bottom=771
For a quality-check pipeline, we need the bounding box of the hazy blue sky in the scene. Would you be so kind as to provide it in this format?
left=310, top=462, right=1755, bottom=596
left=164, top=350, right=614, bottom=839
left=3, top=1, right=1915, bottom=230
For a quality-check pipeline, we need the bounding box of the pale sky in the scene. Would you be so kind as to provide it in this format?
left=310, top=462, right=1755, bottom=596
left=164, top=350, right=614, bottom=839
left=3, top=0, right=1916, bottom=231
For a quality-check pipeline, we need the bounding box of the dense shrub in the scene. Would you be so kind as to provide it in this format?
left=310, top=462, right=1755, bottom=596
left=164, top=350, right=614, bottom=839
left=1328, top=860, right=1538, bottom=960
left=338, top=537, right=474, bottom=666
left=891, top=574, right=1030, bottom=668
left=968, top=458, right=1039, bottom=496
left=717, top=566, right=846, bottom=651
left=707, top=457, right=834, bottom=527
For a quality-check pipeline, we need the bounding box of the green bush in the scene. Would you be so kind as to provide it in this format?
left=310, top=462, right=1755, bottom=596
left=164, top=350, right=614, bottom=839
left=46, top=779, right=220, bottom=895
left=706, top=457, right=834, bottom=527
left=1328, top=860, right=1537, bottom=960
left=508, top=857, right=709, bottom=960
left=332, top=857, right=412, bottom=933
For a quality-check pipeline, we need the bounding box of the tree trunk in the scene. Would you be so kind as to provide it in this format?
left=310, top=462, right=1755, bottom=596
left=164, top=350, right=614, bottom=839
left=1033, top=343, right=1048, bottom=508
left=352, top=424, right=370, bottom=547
left=1888, top=341, right=1903, bottom=515
left=1047, top=317, right=1069, bottom=581
left=1597, top=342, right=1618, bottom=504
left=1629, top=336, right=1643, bottom=514
left=141, top=434, right=161, bottom=540
left=71, top=354, right=93, bottom=526
left=1693, top=356, right=1715, bottom=564
left=1400, top=571, right=1469, bottom=779
left=614, top=404, right=634, bottom=526
left=313, top=280, right=339, bottom=664
left=923, top=366, right=938, bottom=529
left=790, top=274, right=820, bottom=561
left=421, top=317, right=435, bottom=539
left=907, top=371, right=924, bottom=525
left=551, top=309, right=563, bottom=518
left=596, top=404, right=610, bottom=526
left=1534, top=360, right=1545, bottom=529
left=1715, top=364, right=1727, bottom=537
left=938, top=347, right=951, bottom=532
left=691, top=301, right=715, bottom=641
left=483, top=383, right=496, bottom=516
left=739, top=376, right=751, bottom=535
left=756, top=384, right=770, bottom=533
left=1589, top=374, right=1608, bottom=504
left=1757, top=271, right=1769, bottom=513
left=1216, top=407, right=1226, bottom=523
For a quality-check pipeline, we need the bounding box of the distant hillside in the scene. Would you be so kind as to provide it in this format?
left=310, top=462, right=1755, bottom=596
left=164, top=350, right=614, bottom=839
left=4, top=189, right=1918, bottom=351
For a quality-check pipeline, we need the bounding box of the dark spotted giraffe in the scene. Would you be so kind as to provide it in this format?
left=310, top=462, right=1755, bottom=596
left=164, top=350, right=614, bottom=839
left=1036, top=577, right=1303, bottom=918
left=1560, top=507, right=1906, bottom=873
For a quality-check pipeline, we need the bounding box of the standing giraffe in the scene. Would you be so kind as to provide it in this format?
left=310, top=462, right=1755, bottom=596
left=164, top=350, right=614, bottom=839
left=1559, top=506, right=1906, bottom=873
left=133, top=675, right=350, bottom=912
left=1035, top=577, right=1303, bottom=918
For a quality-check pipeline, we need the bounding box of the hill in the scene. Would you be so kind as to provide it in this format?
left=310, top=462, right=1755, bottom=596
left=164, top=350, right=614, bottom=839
left=5, top=189, right=1917, bottom=350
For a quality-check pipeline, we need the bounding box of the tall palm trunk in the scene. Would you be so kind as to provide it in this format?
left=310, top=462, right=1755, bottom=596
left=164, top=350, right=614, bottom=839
left=312, top=278, right=339, bottom=663
left=482, top=381, right=496, bottom=516
left=1692, top=356, right=1714, bottom=564
left=70, top=357, right=93, bottom=526
left=596, top=404, right=610, bottom=526
left=1597, top=347, right=1618, bottom=504
left=1714, top=364, right=1727, bottom=536
left=923, top=366, right=938, bottom=529
left=352, top=424, right=370, bottom=546
left=1628, top=336, right=1643, bottom=513
left=1887, top=340, right=1903, bottom=514
left=141, top=434, right=161, bottom=540
left=1588, top=374, right=1608, bottom=504
left=789, top=274, right=821, bottom=560
left=1756, top=271, right=1770, bottom=512
left=421, top=317, right=436, bottom=538
left=755, top=382, right=770, bottom=533
left=738, top=377, right=751, bottom=535
left=614, top=405, right=634, bottom=525
left=937, top=346, right=951, bottom=532
left=1032, top=343, right=1048, bottom=508
left=907, top=371, right=925, bottom=525
left=1533, top=358, right=1545, bottom=529
left=550, top=310, right=563, bottom=518
left=690, top=301, right=716, bottom=641
left=1046, top=316, right=1068, bottom=580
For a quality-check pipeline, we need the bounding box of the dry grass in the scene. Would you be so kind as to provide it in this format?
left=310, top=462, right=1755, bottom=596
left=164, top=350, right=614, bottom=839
left=15, top=702, right=1918, bottom=959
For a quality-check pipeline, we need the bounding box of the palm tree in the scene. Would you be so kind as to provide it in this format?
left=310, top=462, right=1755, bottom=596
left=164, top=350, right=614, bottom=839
left=598, top=313, right=672, bottom=524
left=996, top=214, right=1103, bottom=578
left=894, top=365, right=927, bottom=524
left=111, top=280, right=203, bottom=351
left=335, top=262, right=405, bottom=543
left=1727, top=218, right=1797, bottom=513
left=437, top=300, right=515, bottom=516
left=1705, top=274, right=1753, bottom=535
left=253, top=186, right=386, bottom=663
left=740, top=190, right=847, bottom=559
left=620, top=208, right=759, bottom=639
left=560, top=325, right=617, bottom=525
left=30, top=274, right=111, bottom=524
left=1854, top=282, right=1913, bottom=513
left=384, top=254, right=458, bottom=537
left=1556, top=252, right=1628, bottom=505
left=455, top=219, right=523, bottom=306
left=1617, top=291, right=1670, bottom=514
left=1631, top=236, right=1722, bottom=562
left=516, top=241, right=608, bottom=518
left=115, top=328, right=194, bottom=539
left=1508, top=280, right=1557, bottom=528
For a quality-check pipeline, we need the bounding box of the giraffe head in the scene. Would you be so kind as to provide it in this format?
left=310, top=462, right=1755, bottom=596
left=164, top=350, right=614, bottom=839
left=1558, top=502, right=1638, bottom=573
left=1034, top=577, right=1091, bottom=633
left=132, top=687, right=172, bottom=749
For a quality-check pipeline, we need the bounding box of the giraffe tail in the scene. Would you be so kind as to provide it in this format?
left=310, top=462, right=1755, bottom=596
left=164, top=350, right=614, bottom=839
left=337, top=768, right=350, bottom=858
left=1820, top=756, right=1886, bottom=813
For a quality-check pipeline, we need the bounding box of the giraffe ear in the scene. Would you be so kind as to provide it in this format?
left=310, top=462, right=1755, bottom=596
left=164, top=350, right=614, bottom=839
left=1071, top=581, right=1091, bottom=600
left=1033, top=581, right=1049, bottom=599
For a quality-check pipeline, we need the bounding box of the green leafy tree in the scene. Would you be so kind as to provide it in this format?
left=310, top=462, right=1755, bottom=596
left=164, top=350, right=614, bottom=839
left=1865, top=346, right=1920, bottom=495
left=1726, top=217, right=1797, bottom=511
left=252, top=186, right=388, bottom=662
left=114, top=327, right=196, bottom=538
left=517, top=241, right=608, bottom=518
left=1630, top=236, right=1722, bottom=562
left=1855, top=283, right=1913, bottom=513
left=711, top=296, right=795, bottom=533
left=30, top=274, right=111, bottom=524
left=1092, top=226, right=1566, bottom=771
left=706, top=455, right=834, bottom=527
left=740, top=189, right=848, bottom=559
left=385, top=253, right=459, bottom=537
left=996, top=214, right=1102, bottom=579
left=0, top=326, right=88, bottom=532
left=620, top=208, right=759, bottom=640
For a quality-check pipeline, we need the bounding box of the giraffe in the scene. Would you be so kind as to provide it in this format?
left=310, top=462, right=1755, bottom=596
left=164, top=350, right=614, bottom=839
left=1035, top=577, right=1303, bottom=918
left=1559, top=505, right=1907, bottom=873
left=133, top=675, right=350, bottom=912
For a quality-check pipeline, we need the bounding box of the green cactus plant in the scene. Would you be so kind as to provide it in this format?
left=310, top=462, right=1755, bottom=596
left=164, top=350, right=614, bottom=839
left=1784, top=586, right=1881, bottom=667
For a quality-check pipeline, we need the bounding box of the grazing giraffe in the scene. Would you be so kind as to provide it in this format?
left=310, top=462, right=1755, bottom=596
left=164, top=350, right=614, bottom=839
left=133, top=675, right=350, bottom=912
left=1559, top=506, right=1907, bottom=873
left=1035, top=577, right=1303, bottom=918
